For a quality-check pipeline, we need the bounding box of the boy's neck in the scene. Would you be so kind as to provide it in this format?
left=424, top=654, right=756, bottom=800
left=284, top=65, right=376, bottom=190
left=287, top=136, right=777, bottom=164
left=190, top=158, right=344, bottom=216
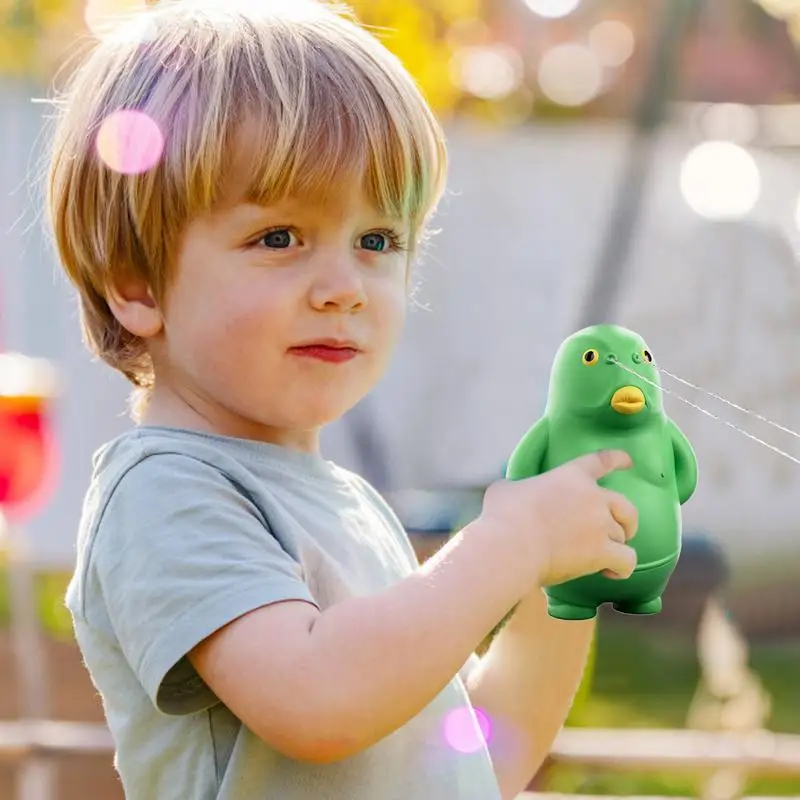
left=141, top=385, right=322, bottom=453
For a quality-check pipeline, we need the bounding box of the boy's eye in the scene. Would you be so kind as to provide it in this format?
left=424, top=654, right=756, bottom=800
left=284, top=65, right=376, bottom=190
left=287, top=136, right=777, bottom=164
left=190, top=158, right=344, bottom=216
left=359, top=232, right=389, bottom=252
left=260, top=229, right=296, bottom=249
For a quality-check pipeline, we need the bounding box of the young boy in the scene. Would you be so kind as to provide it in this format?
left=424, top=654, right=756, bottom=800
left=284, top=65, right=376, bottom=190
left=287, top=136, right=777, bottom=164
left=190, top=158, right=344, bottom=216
left=47, top=1, right=638, bottom=797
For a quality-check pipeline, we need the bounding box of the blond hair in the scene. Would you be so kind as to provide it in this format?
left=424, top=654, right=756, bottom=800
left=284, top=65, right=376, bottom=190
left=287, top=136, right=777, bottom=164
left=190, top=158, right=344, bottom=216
left=46, top=0, right=447, bottom=402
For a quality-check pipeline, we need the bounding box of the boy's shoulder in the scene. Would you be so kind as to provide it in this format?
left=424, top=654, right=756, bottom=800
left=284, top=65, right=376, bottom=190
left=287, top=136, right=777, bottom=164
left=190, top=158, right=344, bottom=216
left=73, top=427, right=267, bottom=559
left=75, top=425, right=417, bottom=595
left=86, top=425, right=357, bottom=508
left=89, top=425, right=256, bottom=489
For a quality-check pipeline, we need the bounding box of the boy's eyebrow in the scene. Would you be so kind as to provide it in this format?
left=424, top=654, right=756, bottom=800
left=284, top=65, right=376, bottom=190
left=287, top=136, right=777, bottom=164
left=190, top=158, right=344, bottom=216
left=220, top=200, right=407, bottom=228
left=218, top=201, right=315, bottom=227
left=227, top=202, right=297, bottom=220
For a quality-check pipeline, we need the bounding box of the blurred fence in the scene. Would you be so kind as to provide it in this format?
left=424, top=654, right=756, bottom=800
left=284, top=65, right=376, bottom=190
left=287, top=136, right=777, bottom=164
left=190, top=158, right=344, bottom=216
left=3, top=511, right=800, bottom=800
left=1, top=720, right=800, bottom=799
left=2, top=721, right=800, bottom=771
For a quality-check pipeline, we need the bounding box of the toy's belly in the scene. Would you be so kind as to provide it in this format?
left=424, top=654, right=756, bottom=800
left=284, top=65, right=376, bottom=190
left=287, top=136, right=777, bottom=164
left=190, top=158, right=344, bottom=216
left=543, top=428, right=681, bottom=568
left=600, top=472, right=681, bottom=566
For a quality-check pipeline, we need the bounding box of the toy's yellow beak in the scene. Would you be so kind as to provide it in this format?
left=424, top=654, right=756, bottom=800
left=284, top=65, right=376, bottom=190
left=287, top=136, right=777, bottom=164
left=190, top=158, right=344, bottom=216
left=611, top=386, right=646, bottom=415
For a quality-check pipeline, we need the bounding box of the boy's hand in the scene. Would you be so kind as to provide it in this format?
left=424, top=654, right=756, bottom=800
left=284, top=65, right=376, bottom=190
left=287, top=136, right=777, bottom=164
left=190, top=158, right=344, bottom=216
left=480, top=450, right=638, bottom=587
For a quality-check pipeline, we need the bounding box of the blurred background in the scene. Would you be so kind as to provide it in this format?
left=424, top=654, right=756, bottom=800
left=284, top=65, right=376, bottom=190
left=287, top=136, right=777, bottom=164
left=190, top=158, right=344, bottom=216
left=2, top=0, right=800, bottom=798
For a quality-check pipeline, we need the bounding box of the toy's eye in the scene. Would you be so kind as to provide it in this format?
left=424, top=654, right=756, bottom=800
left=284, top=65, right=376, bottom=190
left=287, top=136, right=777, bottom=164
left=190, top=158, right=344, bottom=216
left=642, top=349, right=653, bottom=364
left=582, top=349, right=600, bottom=366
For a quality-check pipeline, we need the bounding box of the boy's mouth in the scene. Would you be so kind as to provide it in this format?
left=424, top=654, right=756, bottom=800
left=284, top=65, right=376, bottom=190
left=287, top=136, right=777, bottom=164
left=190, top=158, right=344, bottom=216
left=288, top=339, right=361, bottom=364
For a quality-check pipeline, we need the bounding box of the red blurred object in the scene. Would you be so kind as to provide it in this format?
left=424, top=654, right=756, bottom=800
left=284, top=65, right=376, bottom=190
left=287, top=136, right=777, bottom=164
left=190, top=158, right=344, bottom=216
left=0, top=398, right=52, bottom=508
left=0, top=354, right=59, bottom=520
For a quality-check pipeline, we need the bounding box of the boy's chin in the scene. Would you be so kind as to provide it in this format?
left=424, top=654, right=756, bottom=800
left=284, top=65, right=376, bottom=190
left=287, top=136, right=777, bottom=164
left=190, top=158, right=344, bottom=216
left=283, top=391, right=371, bottom=430
left=302, top=401, right=367, bottom=430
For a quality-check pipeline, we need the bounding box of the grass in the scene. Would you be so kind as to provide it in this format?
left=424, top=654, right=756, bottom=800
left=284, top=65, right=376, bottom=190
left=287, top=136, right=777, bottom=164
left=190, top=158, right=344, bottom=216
left=550, top=623, right=800, bottom=796
left=2, top=569, right=799, bottom=795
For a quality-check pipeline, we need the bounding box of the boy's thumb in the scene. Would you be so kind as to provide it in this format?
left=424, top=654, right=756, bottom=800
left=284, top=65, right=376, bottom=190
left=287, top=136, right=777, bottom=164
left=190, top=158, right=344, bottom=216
left=574, top=449, right=633, bottom=480
left=602, top=542, right=638, bottom=580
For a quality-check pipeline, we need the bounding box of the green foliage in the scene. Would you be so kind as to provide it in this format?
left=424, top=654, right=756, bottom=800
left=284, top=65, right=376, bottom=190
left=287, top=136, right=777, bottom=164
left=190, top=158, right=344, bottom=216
left=0, top=566, right=74, bottom=640
left=566, top=622, right=596, bottom=724
left=37, top=570, right=75, bottom=641
left=555, top=623, right=800, bottom=796
left=0, top=0, right=83, bottom=79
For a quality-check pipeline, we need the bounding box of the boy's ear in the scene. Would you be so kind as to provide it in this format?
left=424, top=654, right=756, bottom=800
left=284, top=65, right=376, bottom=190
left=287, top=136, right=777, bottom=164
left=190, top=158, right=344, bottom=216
left=106, top=278, right=163, bottom=338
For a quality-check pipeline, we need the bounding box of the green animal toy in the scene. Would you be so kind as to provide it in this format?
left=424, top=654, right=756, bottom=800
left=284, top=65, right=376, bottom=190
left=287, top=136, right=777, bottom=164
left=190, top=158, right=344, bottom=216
left=507, top=324, right=699, bottom=621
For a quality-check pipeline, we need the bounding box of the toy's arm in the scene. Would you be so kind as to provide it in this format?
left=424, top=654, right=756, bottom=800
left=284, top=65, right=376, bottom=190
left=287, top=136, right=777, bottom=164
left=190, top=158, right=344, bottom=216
left=668, top=420, right=698, bottom=505
left=506, top=418, right=549, bottom=481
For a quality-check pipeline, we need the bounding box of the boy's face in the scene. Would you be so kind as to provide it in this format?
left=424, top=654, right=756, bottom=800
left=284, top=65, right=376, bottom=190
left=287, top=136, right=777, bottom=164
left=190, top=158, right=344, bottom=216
left=141, top=177, right=410, bottom=450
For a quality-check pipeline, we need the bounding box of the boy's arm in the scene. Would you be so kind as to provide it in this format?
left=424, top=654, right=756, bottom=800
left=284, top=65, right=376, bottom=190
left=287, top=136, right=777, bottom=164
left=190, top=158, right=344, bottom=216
left=469, top=420, right=592, bottom=796
left=94, top=450, right=536, bottom=774
left=464, top=588, right=594, bottom=799
left=190, top=519, right=536, bottom=765
left=189, top=448, right=636, bottom=784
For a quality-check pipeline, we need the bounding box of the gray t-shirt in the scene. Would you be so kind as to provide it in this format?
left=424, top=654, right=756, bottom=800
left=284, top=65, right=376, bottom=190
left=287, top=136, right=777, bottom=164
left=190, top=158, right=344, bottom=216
left=65, top=426, right=501, bottom=800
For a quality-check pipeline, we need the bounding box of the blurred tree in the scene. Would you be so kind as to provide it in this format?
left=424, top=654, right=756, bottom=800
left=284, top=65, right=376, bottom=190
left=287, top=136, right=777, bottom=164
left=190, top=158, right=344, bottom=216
left=4, top=0, right=800, bottom=110
left=0, top=0, right=481, bottom=110
left=348, top=0, right=482, bottom=117
left=0, top=0, right=38, bottom=77
left=0, top=0, right=86, bottom=79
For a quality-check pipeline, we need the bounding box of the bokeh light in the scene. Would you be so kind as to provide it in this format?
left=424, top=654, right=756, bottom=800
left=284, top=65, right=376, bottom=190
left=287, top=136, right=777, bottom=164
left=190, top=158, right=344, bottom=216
left=451, top=45, right=523, bottom=100
left=443, top=706, right=492, bottom=754
left=96, top=110, right=165, bottom=175
left=0, top=353, right=57, bottom=399
left=537, top=43, right=603, bottom=107
left=679, top=141, right=762, bottom=220
left=588, top=20, right=635, bottom=67
left=84, top=0, right=149, bottom=38
left=523, top=0, right=581, bottom=19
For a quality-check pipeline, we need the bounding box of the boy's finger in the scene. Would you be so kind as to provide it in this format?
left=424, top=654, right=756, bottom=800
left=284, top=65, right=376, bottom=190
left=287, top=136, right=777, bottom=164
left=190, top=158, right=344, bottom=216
left=573, top=449, right=632, bottom=480
left=606, top=519, right=627, bottom=545
left=602, top=542, right=637, bottom=580
left=605, top=490, right=638, bottom=541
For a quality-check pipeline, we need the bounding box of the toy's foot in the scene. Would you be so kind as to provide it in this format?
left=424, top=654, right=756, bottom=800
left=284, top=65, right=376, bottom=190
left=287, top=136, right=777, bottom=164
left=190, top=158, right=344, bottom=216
left=547, top=602, right=598, bottom=621
left=613, top=597, right=663, bottom=615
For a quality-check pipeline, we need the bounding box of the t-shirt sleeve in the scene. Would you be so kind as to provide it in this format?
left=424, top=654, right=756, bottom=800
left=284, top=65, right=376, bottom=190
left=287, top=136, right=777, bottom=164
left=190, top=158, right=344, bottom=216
left=458, top=652, right=482, bottom=685
left=89, top=453, right=318, bottom=716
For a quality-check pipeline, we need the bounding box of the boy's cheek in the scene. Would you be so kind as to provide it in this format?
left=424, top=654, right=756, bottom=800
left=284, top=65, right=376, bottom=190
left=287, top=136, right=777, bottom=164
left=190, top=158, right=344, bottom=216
left=374, top=283, right=408, bottom=325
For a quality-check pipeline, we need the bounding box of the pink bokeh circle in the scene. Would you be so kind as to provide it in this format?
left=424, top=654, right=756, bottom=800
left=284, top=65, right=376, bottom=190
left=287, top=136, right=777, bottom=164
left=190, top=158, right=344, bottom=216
left=96, top=109, right=164, bottom=175
left=443, top=707, right=492, bottom=754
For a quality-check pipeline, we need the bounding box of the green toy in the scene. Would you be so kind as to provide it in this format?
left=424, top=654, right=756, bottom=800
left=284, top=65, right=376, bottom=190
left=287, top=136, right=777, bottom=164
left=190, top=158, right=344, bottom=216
left=507, top=324, right=699, bottom=621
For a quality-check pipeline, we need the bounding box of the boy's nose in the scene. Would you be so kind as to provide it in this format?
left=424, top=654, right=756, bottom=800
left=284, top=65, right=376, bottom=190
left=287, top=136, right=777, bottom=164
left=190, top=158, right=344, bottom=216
left=308, top=258, right=367, bottom=313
